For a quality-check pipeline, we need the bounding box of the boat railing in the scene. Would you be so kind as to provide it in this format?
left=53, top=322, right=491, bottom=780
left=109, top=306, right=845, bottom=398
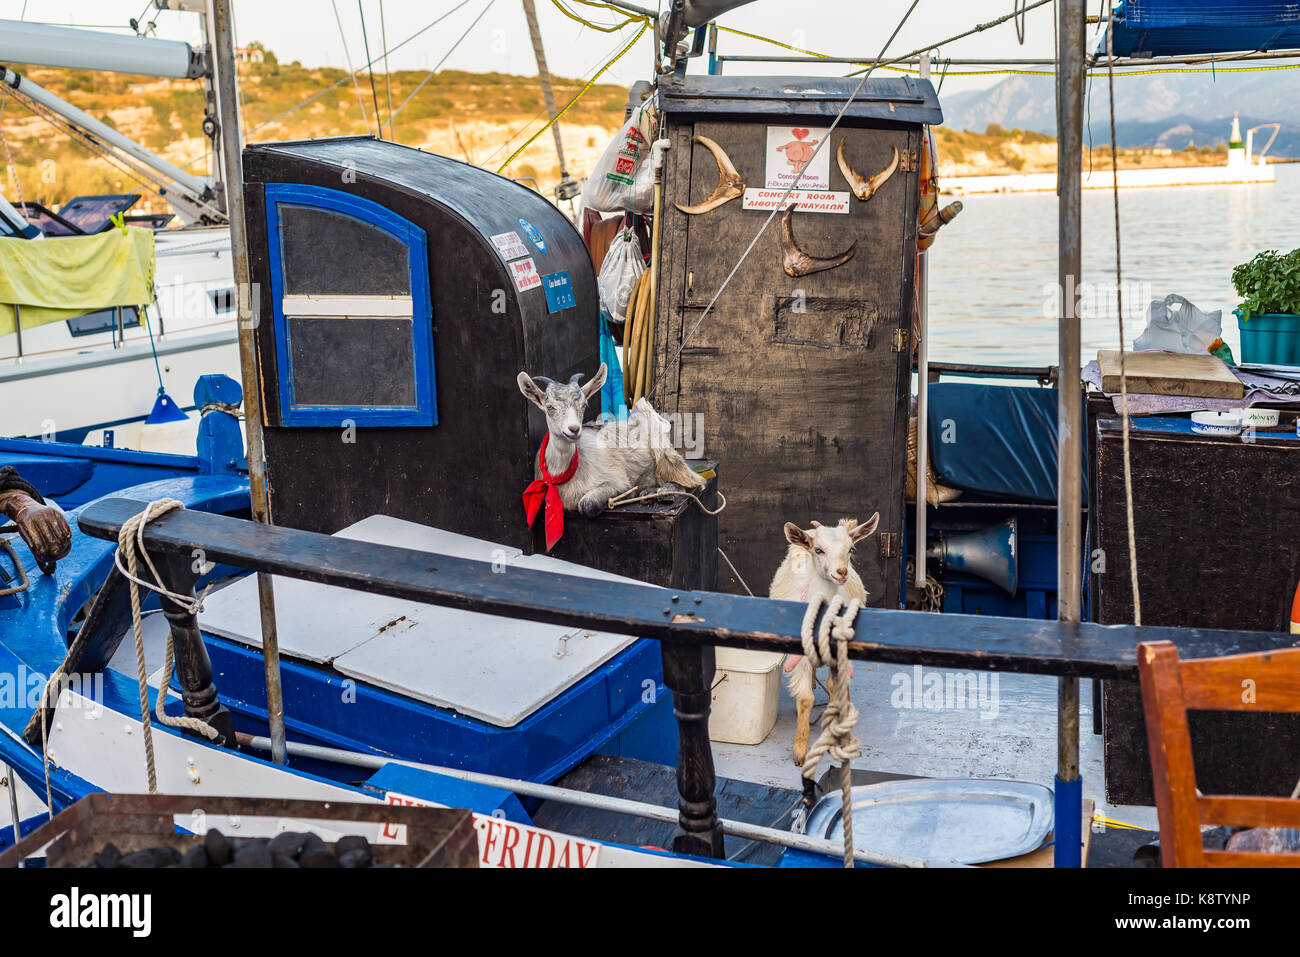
left=72, top=497, right=1300, bottom=862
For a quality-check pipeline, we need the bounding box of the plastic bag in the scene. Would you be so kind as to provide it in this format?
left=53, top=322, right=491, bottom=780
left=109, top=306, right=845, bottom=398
left=581, top=101, right=659, bottom=214
left=597, top=226, right=645, bottom=325
left=1134, top=294, right=1222, bottom=354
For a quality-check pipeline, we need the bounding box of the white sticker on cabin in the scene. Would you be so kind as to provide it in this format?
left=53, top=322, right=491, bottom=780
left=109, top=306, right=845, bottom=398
left=491, top=230, right=531, bottom=262
left=509, top=256, right=542, bottom=292
left=742, top=188, right=850, bottom=214
left=764, top=125, right=832, bottom=190
left=381, top=791, right=601, bottom=867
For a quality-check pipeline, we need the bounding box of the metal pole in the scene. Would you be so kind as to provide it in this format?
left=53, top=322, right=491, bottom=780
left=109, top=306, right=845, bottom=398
left=12, top=305, right=21, bottom=360
left=914, top=53, right=930, bottom=589
left=209, top=0, right=287, bottom=766
left=4, top=764, right=23, bottom=867
left=1055, top=0, right=1085, bottom=869
left=521, top=0, right=567, bottom=178
left=238, top=735, right=963, bottom=867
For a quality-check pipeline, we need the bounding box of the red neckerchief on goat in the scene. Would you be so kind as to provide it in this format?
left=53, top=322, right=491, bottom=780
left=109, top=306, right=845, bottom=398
left=522, top=432, right=580, bottom=552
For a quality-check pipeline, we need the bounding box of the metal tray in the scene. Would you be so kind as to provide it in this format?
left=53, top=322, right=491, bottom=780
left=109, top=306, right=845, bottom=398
left=805, top=778, right=1054, bottom=865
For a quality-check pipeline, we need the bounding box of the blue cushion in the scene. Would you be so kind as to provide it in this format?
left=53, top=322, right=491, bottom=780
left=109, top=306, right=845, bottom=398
left=927, top=383, right=1084, bottom=504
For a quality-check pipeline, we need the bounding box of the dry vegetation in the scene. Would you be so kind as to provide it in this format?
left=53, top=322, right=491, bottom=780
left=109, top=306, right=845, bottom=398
left=0, top=48, right=1241, bottom=212
left=0, top=47, right=629, bottom=212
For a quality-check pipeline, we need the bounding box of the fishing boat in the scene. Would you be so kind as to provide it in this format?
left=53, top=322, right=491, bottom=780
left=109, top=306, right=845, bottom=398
left=3, top=0, right=1300, bottom=871
left=0, top=19, right=240, bottom=450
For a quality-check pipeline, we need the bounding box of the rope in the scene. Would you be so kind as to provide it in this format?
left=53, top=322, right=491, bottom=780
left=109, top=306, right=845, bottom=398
left=1106, top=18, right=1141, bottom=627
left=497, top=16, right=649, bottom=173
left=0, top=103, right=24, bottom=210
left=607, top=485, right=727, bottom=515
left=387, top=0, right=498, bottom=130
left=717, top=546, right=754, bottom=596
left=113, top=499, right=221, bottom=792
left=798, top=594, right=862, bottom=868
left=200, top=402, right=243, bottom=419
left=0, top=539, right=29, bottom=598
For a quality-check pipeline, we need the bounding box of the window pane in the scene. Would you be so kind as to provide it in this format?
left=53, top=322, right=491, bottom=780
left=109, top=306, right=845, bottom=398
left=287, top=316, right=416, bottom=408
left=278, top=205, right=410, bottom=297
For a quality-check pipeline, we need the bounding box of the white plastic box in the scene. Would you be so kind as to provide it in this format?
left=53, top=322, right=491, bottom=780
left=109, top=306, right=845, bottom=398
left=708, top=647, right=784, bottom=745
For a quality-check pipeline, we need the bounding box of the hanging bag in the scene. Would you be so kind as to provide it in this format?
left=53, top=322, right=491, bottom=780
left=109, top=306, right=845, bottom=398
left=597, top=226, right=645, bottom=326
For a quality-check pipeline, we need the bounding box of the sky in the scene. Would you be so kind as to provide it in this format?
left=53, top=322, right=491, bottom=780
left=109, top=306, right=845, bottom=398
left=0, top=0, right=1094, bottom=98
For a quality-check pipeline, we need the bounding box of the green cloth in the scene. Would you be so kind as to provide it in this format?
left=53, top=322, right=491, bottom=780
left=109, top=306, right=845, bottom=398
left=0, top=226, right=155, bottom=336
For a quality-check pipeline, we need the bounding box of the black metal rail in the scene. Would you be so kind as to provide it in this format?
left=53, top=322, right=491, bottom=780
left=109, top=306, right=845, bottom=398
left=79, top=497, right=1299, bottom=682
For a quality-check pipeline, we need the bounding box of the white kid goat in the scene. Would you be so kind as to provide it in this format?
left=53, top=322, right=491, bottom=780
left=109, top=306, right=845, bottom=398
left=516, top=363, right=704, bottom=523
left=769, top=514, right=879, bottom=766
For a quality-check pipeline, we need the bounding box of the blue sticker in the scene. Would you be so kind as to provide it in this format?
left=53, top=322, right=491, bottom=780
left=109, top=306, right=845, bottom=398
left=518, top=217, right=547, bottom=253
left=542, top=270, right=575, bottom=313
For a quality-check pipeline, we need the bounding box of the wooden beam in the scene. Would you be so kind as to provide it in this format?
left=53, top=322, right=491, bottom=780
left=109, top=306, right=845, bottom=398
left=78, top=497, right=1300, bottom=680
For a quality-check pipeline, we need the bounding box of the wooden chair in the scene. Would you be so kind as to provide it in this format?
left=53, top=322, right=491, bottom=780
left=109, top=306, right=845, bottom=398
left=1138, top=640, right=1300, bottom=867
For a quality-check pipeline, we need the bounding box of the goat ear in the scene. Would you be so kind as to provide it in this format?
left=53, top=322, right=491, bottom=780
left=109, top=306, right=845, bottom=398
left=785, top=522, right=812, bottom=550
left=581, top=363, right=608, bottom=399
left=850, top=512, right=881, bottom=542
left=517, top=371, right=546, bottom=410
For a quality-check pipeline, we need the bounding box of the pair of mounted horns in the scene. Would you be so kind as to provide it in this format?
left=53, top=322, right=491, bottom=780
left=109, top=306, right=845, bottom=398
left=674, top=135, right=745, bottom=215
left=836, top=141, right=898, bottom=202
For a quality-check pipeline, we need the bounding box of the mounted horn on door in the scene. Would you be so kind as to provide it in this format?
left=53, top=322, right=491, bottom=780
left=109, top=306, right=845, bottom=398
left=674, top=134, right=745, bottom=215
left=779, top=205, right=856, bottom=278
left=836, top=141, right=898, bottom=202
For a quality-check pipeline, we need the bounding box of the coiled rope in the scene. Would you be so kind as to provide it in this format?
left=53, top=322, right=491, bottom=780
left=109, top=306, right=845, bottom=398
left=799, top=594, right=862, bottom=868
left=114, top=499, right=220, bottom=793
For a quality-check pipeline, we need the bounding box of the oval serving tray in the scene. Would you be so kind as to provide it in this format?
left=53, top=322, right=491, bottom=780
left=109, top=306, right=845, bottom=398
left=805, top=778, right=1055, bottom=865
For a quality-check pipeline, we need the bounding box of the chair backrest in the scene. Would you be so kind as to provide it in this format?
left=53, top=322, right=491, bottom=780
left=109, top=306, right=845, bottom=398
left=1138, top=640, right=1300, bottom=867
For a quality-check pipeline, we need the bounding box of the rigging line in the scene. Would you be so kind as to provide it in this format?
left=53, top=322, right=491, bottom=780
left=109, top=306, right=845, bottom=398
left=240, top=0, right=476, bottom=138
left=379, top=0, right=395, bottom=138
left=496, top=17, right=649, bottom=173
left=478, top=29, right=634, bottom=166
left=553, top=0, right=646, bottom=32
left=358, top=0, right=385, bottom=139
left=655, top=0, right=924, bottom=399
left=1106, top=13, right=1141, bottom=627
left=844, top=0, right=1054, bottom=77
left=332, top=0, right=373, bottom=134
left=387, top=0, right=498, bottom=128
left=1015, top=0, right=1028, bottom=44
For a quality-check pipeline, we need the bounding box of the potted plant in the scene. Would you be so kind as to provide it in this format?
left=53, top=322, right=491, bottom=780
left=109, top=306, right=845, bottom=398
left=1232, top=248, right=1300, bottom=365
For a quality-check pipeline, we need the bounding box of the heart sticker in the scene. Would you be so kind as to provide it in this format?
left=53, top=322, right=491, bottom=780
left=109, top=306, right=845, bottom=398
left=791, top=128, right=810, bottom=140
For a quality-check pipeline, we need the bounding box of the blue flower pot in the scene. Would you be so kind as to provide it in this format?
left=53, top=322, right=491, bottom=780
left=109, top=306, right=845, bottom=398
left=1236, top=310, right=1300, bottom=366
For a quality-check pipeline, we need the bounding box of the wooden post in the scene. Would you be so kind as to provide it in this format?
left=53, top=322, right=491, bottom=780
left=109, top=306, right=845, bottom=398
left=660, top=641, right=724, bottom=858
left=156, top=550, right=235, bottom=747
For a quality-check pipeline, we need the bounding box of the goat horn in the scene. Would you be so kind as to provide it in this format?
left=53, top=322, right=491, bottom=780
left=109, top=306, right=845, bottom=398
left=674, top=135, right=745, bottom=215
left=531, top=375, right=557, bottom=391
left=836, top=141, right=899, bottom=202
left=568, top=372, right=586, bottom=387
left=779, top=206, right=856, bottom=278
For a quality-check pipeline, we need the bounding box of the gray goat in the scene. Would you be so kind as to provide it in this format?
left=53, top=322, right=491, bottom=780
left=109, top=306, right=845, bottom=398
left=517, top=363, right=704, bottom=517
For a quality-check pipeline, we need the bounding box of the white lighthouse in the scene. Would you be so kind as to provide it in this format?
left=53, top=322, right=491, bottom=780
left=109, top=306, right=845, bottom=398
left=1228, top=111, right=1246, bottom=167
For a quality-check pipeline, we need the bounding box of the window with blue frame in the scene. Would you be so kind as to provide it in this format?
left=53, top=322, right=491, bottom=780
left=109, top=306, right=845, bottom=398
left=265, top=183, right=435, bottom=427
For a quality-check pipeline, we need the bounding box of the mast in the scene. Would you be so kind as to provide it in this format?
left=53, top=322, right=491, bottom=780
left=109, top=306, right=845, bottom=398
left=1055, top=0, right=1085, bottom=869
left=209, top=0, right=288, bottom=765
left=520, top=0, right=578, bottom=203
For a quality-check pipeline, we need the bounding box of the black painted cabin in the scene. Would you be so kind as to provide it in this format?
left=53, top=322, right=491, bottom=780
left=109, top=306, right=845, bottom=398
left=243, top=136, right=599, bottom=551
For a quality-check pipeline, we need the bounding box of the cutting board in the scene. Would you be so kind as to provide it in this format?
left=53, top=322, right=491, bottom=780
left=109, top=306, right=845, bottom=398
left=1097, top=350, right=1243, bottom=399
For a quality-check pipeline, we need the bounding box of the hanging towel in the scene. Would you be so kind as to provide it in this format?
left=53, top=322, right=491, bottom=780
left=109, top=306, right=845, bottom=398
left=0, top=226, right=156, bottom=335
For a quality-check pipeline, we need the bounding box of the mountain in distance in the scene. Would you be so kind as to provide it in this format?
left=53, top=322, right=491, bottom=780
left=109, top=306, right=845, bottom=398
left=938, top=64, right=1300, bottom=155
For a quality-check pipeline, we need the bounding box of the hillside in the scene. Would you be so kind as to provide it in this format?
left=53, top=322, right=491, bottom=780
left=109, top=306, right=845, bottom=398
left=940, top=68, right=1300, bottom=155
left=932, top=124, right=1236, bottom=178
left=0, top=51, right=629, bottom=213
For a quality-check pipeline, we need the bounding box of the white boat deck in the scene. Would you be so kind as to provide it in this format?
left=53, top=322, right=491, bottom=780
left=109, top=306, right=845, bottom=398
left=712, top=661, right=1158, bottom=831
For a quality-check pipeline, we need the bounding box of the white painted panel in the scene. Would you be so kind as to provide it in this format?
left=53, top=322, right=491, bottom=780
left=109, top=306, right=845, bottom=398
left=282, top=294, right=413, bottom=318
left=199, top=515, right=655, bottom=725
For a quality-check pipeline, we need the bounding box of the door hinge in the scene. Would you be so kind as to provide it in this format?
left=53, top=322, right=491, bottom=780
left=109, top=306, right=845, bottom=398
left=900, top=149, right=918, bottom=172
left=892, top=329, right=909, bottom=353
left=879, top=533, right=898, bottom=559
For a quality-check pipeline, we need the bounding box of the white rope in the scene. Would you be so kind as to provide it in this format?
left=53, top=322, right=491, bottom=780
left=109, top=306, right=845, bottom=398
left=114, top=499, right=220, bottom=793
left=798, top=594, right=862, bottom=868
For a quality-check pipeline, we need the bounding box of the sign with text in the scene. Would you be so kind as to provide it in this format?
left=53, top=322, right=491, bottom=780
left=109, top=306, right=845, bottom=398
left=742, top=188, right=850, bottom=214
